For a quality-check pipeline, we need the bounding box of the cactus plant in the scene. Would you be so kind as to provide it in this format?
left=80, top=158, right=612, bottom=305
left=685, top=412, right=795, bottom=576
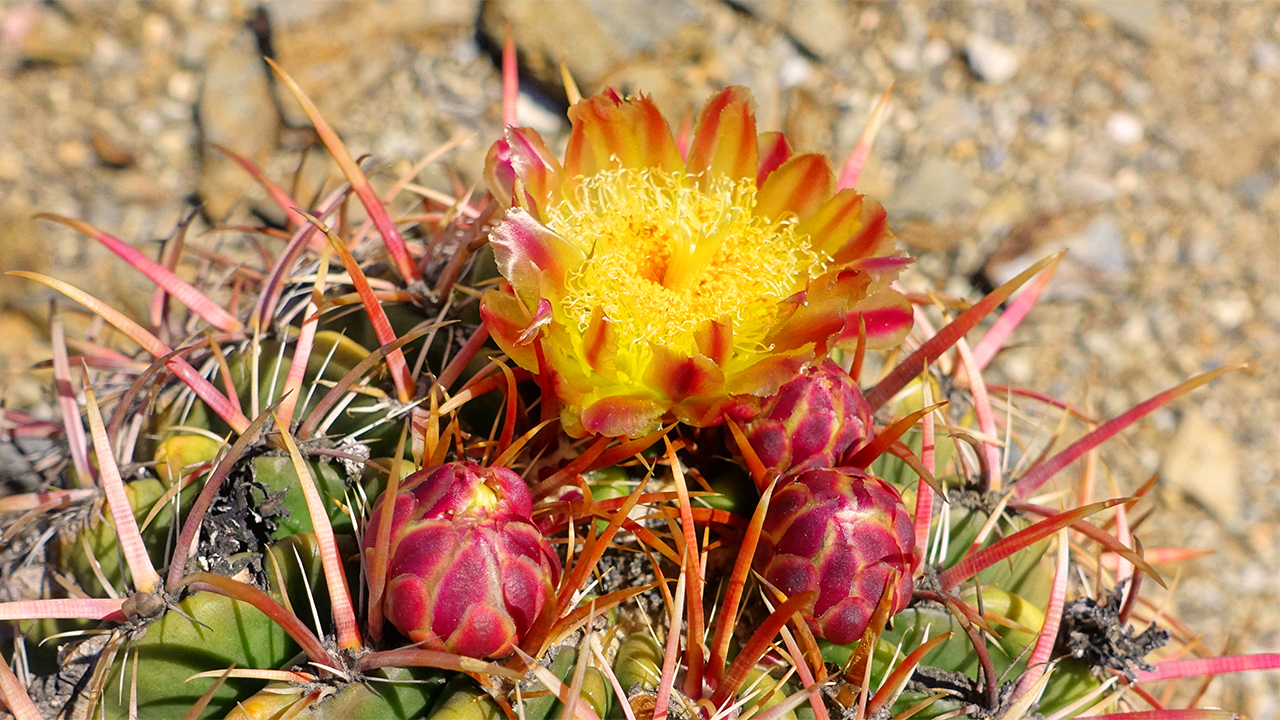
left=2, top=35, right=1278, bottom=720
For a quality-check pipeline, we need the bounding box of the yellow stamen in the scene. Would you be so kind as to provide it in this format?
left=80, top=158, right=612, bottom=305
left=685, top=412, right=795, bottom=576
left=545, top=169, right=827, bottom=358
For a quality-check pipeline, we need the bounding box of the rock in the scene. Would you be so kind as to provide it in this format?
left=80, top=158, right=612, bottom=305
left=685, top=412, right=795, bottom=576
left=196, top=25, right=281, bottom=220
left=921, top=38, right=952, bottom=68
left=918, top=96, right=982, bottom=145
left=1106, top=112, right=1144, bottom=145
left=733, top=0, right=853, bottom=61
left=1253, top=41, right=1280, bottom=73
left=964, top=35, right=1019, bottom=84
left=1072, top=0, right=1159, bottom=44
left=2, top=4, right=93, bottom=66
left=479, top=0, right=705, bottom=101
left=888, top=156, right=974, bottom=222
left=1161, top=411, right=1242, bottom=525
left=90, top=132, right=135, bottom=168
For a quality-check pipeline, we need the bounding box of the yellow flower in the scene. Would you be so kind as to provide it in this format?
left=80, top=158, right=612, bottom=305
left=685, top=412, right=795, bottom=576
left=481, top=88, right=912, bottom=438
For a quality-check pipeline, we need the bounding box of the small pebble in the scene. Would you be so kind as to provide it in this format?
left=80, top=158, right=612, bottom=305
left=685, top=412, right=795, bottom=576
left=921, top=38, right=951, bottom=68
left=965, top=35, right=1019, bottom=84
left=1106, top=112, right=1144, bottom=144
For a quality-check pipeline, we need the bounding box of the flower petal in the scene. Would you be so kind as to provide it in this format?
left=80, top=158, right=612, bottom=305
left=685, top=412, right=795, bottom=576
left=480, top=288, right=540, bottom=370
left=798, top=189, right=896, bottom=265
left=516, top=298, right=554, bottom=346
left=754, top=152, right=835, bottom=223
left=671, top=395, right=760, bottom=428
left=489, top=208, right=584, bottom=308
left=582, top=306, right=619, bottom=378
left=765, top=270, right=878, bottom=354
left=756, top=131, right=793, bottom=188
left=834, top=288, right=914, bottom=350
left=686, top=86, right=757, bottom=185
left=725, top=348, right=815, bottom=397
left=693, top=317, right=733, bottom=368
left=484, top=138, right=516, bottom=208
left=562, top=92, right=683, bottom=184
left=506, top=127, right=565, bottom=218
left=578, top=395, right=666, bottom=438
left=646, top=344, right=725, bottom=401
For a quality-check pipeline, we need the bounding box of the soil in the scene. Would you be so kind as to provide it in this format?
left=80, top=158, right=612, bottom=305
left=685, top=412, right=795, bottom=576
left=0, top=1, right=1276, bottom=715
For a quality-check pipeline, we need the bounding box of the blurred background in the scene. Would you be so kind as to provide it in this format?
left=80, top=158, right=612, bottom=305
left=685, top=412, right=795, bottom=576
left=0, top=0, right=1276, bottom=714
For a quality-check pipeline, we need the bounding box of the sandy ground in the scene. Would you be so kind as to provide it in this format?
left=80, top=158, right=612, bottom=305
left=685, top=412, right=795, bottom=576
left=0, top=1, right=1277, bottom=715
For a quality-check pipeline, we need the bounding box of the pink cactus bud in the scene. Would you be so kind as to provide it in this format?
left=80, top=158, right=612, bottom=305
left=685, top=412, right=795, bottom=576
left=364, top=461, right=561, bottom=659
left=753, top=467, right=915, bottom=645
left=744, top=360, right=873, bottom=475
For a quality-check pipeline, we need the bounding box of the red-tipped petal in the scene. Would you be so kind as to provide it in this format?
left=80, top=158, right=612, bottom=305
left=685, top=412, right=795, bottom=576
left=582, top=307, right=619, bottom=377
left=686, top=87, right=757, bottom=185
left=799, top=191, right=896, bottom=266
left=562, top=92, right=682, bottom=182
left=579, top=395, right=665, bottom=438
left=834, top=288, right=914, bottom=350
left=756, top=131, right=793, bottom=188
left=754, top=153, right=834, bottom=223
left=693, top=317, right=733, bottom=368
left=646, top=344, right=725, bottom=401
left=481, top=288, right=541, bottom=371
left=502, top=127, right=566, bottom=216
left=489, top=208, right=584, bottom=307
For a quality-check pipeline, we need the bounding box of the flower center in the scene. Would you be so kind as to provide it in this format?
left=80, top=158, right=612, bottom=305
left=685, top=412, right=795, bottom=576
left=546, top=169, right=827, bottom=357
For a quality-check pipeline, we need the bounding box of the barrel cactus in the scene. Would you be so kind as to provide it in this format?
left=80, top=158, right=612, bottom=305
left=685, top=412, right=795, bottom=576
left=1, top=34, right=1275, bottom=720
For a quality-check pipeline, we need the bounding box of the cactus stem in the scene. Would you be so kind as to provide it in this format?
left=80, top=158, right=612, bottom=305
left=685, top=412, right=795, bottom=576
left=166, top=396, right=282, bottom=590
left=592, top=644, right=639, bottom=720
left=180, top=573, right=332, bottom=665
left=708, top=475, right=778, bottom=685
